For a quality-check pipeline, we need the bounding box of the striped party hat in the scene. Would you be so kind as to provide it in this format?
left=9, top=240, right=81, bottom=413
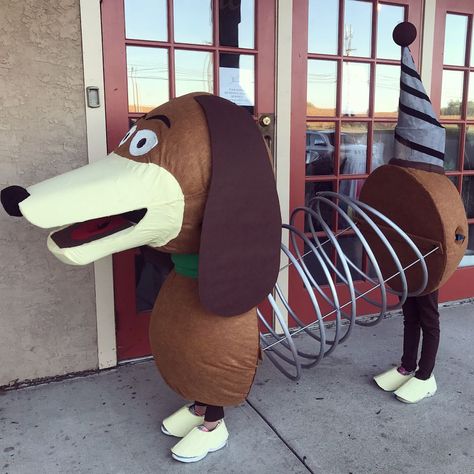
left=390, top=22, right=445, bottom=173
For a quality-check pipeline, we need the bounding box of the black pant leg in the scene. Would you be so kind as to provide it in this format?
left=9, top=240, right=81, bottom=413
left=401, top=296, right=421, bottom=372
left=194, top=401, right=225, bottom=422
left=415, top=290, right=440, bottom=380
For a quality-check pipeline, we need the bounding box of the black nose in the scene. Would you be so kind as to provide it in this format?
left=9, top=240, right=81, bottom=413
left=1, top=185, right=30, bottom=217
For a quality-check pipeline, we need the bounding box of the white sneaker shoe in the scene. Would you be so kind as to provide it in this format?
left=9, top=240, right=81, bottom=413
left=161, top=405, right=204, bottom=438
left=394, top=375, right=437, bottom=403
left=374, top=367, right=415, bottom=392
left=171, top=420, right=229, bottom=463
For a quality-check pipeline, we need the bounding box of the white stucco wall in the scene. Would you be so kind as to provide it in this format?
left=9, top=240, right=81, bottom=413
left=0, top=0, right=98, bottom=385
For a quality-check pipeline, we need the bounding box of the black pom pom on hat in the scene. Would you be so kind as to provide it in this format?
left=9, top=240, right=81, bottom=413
left=393, top=21, right=417, bottom=47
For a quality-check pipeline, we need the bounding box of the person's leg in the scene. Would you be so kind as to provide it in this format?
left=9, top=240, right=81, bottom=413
left=193, top=401, right=224, bottom=431
left=400, top=296, right=421, bottom=373
left=415, top=290, right=440, bottom=380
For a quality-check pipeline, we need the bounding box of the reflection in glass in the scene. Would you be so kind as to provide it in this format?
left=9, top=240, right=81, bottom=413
left=308, top=0, right=339, bottom=55
left=443, top=14, right=468, bottom=66
left=303, top=239, right=334, bottom=286
left=219, top=0, right=254, bottom=49
left=340, top=122, right=367, bottom=175
left=342, top=61, right=370, bottom=116
left=465, top=126, right=474, bottom=170
left=339, top=178, right=365, bottom=207
left=219, top=54, right=255, bottom=114
left=468, top=72, right=474, bottom=118
left=372, top=122, right=396, bottom=170
left=175, top=50, right=213, bottom=97
left=336, top=236, right=364, bottom=283
left=135, top=249, right=173, bottom=312
left=377, top=4, right=405, bottom=59
left=305, top=181, right=335, bottom=232
left=459, top=224, right=474, bottom=266
left=447, top=175, right=459, bottom=189
left=344, top=0, right=372, bottom=57
left=307, top=60, right=337, bottom=116
left=127, top=47, right=169, bottom=113
left=444, top=124, right=460, bottom=171
left=471, top=31, right=474, bottom=66
left=462, top=176, right=474, bottom=218
left=440, top=70, right=464, bottom=119
left=375, top=64, right=400, bottom=117
left=306, top=123, right=336, bottom=176
left=125, top=0, right=167, bottom=41
left=174, top=0, right=212, bottom=45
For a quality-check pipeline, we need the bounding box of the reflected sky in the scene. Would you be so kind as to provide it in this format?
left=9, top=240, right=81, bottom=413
left=444, top=14, right=468, bottom=66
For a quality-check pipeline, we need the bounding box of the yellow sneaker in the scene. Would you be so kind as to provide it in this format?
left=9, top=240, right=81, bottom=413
left=394, top=375, right=437, bottom=403
left=171, top=420, right=229, bottom=463
left=161, top=405, right=204, bottom=438
left=373, top=367, right=414, bottom=391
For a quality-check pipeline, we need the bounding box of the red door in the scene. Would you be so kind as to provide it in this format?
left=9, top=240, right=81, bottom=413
left=101, top=0, right=276, bottom=361
left=289, top=0, right=423, bottom=324
left=431, top=0, right=474, bottom=302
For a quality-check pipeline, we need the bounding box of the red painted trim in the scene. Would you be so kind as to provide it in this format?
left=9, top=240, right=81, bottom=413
left=101, top=0, right=129, bottom=152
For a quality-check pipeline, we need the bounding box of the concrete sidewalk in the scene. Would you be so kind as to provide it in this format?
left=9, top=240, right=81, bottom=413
left=1, top=302, right=474, bottom=474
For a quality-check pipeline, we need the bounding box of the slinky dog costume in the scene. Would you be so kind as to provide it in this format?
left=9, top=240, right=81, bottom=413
left=367, top=23, right=468, bottom=403
left=359, top=22, right=468, bottom=295
left=1, top=93, right=282, bottom=407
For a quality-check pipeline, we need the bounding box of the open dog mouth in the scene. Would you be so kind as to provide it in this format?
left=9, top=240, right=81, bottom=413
left=51, top=209, right=147, bottom=249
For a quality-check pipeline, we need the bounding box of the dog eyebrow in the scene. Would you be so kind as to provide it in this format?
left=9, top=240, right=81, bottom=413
left=144, top=114, right=171, bottom=128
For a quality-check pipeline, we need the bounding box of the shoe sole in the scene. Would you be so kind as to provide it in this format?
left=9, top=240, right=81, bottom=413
left=171, top=440, right=228, bottom=463
left=395, top=390, right=437, bottom=404
left=161, top=425, right=175, bottom=437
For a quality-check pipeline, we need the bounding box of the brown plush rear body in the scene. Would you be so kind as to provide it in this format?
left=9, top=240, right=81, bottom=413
left=359, top=164, right=467, bottom=294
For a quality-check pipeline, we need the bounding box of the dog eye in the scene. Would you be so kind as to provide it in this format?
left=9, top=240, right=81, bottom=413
left=129, top=129, right=159, bottom=156
left=119, top=125, right=137, bottom=146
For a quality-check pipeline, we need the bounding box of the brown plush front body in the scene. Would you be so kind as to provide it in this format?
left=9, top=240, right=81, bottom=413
left=359, top=164, right=467, bottom=294
left=149, top=271, right=260, bottom=406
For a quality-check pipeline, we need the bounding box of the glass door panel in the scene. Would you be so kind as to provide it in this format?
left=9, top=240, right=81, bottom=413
left=102, top=0, right=275, bottom=361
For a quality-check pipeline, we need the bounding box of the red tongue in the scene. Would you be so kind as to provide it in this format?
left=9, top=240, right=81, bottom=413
left=71, top=215, right=128, bottom=241
left=51, top=215, right=133, bottom=249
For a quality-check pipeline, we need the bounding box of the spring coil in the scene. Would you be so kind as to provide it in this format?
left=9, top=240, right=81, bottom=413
left=258, top=191, right=432, bottom=380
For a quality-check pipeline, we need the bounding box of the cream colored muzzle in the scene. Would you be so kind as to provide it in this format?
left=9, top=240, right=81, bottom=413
left=18, top=153, right=184, bottom=265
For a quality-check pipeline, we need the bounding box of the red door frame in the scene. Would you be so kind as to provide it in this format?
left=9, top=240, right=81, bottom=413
left=289, top=0, right=424, bottom=324
left=101, top=0, right=277, bottom=361
left=431, top=0, right=474, bottom=302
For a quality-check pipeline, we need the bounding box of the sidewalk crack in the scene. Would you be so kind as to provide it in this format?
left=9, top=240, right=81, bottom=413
left=245, top=399, right=315, bottom=474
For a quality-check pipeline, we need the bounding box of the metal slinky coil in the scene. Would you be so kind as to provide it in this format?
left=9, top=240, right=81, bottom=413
left=258, top=191, right=434, bottom=381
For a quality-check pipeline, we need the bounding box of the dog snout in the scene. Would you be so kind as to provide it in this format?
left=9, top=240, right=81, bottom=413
left=1, top=185, right=30, bottom=217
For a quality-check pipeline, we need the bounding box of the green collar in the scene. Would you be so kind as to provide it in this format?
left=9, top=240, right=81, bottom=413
left=171, top=253, right=199, bottom=279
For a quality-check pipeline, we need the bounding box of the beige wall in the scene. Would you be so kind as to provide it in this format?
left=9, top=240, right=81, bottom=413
left=0, top=0, right=97, bottom=385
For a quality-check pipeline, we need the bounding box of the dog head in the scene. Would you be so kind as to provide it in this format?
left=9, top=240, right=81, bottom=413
left=1, top=93, right=282, bottom=316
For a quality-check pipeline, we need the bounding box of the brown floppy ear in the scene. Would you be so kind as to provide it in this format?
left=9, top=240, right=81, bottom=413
left=194, top=95, right=282, bottom=317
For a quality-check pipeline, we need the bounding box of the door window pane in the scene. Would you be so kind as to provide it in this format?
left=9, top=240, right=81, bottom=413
left=447, top=175, right=459, bottom=188
left=175, top=50, right=213, bottom=97
left=303, top=238, right=334, bottom=286
left=305, top=181, right=335, bottom=232
left=374, top=64, right=400, bottom=117
left=219, top=53, right=255, bottom=113
left=471, top=30, right=474, bottom=66
left=443, top=14, right=468, bottom=66
left=336, top=235, right=364, bottom=282
left=468, top=72, right=474, bottom=119
left=462, top=176, right=474, bottom=218
left=308, top=0, right=339, bottom=55
left=344, top=0, right=372, bottom=57
left=306, top=123, right=336, bottom=176
left=440, top=70, right=465, bottom=119
left=372, top=122, right=396, bottom=170
left=340, top=122, right=368, bottom=175
left=307, top=60, right=338, bottom=116
left=444, top=125, right=461, bottom=171
left=342, top=62, right=370, bottom=116
left=174, top=0, right=213, bottom=45
left=465, top=125, right=474, bottom=171
left=339, top=178, right=365, bottom=204
left=459, top=224, right=474, bottom=266
left=219, top=0, right=254, bottom=49
left=126, top=46, right=169, bottom=113
left=125, top=0, right=167, bottom=41
left=376, top=4, right=405, bottom=60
